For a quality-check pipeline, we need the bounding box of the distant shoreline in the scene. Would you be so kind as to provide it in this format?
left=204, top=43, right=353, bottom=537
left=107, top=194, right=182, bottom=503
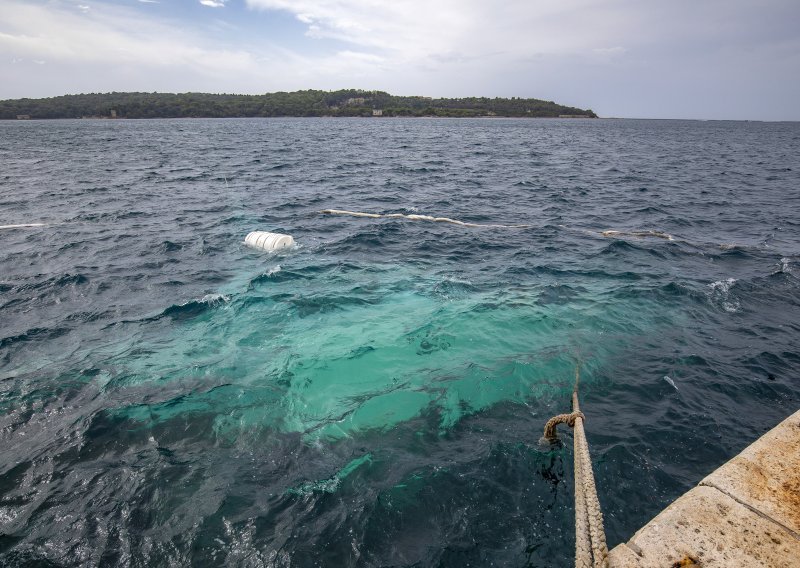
left=0, top=89, right=596, bottom=121
left=5, top=116, right=796, bottom=123
left=3, top=115, right=600, bottom=121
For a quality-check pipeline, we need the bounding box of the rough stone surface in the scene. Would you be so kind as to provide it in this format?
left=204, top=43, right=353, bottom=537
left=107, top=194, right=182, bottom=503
left=608, top=409, right=800, bottom=568
left=701, top=410, right=800, bottom=537
left=606, top=543, right=641, bottom=567
left=619, top=486, right=800, bottom=567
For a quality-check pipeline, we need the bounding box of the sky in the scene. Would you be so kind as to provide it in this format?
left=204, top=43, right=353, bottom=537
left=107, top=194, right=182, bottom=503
left=1, top=0, right=799, bottom=119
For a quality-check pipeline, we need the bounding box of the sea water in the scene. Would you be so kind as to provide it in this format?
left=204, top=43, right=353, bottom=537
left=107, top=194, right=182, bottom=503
left=1, top=117, right=798, bottom=566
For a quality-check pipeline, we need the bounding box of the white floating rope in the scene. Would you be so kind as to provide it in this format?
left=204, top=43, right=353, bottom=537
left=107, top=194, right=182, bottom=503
left=0, top=223, right=47, bottom=230
left=320, top=209, right=532, bottom=229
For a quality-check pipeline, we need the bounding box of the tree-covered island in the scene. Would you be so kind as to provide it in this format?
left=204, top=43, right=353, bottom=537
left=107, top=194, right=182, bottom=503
left=0, top=90, right=596, bottom=120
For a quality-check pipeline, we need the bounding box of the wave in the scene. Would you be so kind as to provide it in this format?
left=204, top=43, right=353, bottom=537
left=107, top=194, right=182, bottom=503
left=12, top=273, right=89, bottom=294
left=707, top=278, right=740, bottom=313
left=289, top=294, right=374, bottom=317
left=159, top=240, right=183, bottom=253
left=536, top=284, right=585, bottom=306
left=0, top=326, right=70, bottom=349
left=158, top=293, right=231, bottom=321
left=248, top=266, right=311, bottom=288
left=600, top=229, right=674, bottom=241
left=597, top=239, right=668, bottom=260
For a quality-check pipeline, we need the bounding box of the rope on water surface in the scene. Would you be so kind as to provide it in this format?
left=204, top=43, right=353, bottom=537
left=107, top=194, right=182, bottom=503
left=0, top=223, right=48, bottom=230
left=319, top=209, right=533, bottom=229
left=543, top=366, right=609, bottom=568
left=319, top=209, right=678, bottom=242
left=320, top=207, right=772, bottom=250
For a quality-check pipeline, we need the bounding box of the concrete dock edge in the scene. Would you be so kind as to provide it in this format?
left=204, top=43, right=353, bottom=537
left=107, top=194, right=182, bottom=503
left=608, top=408, right=800, bottom=567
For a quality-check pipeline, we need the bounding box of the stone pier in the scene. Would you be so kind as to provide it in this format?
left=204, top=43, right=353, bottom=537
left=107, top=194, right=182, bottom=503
left=608, top=409, right=800, bottom=567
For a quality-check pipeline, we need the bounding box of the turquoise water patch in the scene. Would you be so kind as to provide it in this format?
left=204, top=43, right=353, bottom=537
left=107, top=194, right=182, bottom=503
left=98, top=260, right=675, bottom=441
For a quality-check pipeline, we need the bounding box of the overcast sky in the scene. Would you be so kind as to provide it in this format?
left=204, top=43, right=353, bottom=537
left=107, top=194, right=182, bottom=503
left=1, top=0, right=799, bottom=119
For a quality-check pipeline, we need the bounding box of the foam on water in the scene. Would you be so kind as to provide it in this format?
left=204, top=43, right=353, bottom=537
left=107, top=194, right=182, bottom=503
left=708, top=277, right=740, bottom=313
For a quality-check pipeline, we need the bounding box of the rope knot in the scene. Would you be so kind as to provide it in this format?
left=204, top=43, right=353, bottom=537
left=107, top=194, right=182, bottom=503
left=541, top=410, right=586, bottom=443
left=566, top=410, right=585, bottom=427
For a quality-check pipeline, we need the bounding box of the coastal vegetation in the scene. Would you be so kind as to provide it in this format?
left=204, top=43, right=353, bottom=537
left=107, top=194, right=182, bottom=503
left=0, top=90, right=596, bottom=120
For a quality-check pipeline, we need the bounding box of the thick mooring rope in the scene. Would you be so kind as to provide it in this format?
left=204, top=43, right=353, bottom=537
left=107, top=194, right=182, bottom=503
left=543, top=367, right=608, bottom=568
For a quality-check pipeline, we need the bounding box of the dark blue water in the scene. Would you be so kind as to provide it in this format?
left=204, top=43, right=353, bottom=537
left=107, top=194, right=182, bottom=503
left=1, top=117, right=798, bottom=567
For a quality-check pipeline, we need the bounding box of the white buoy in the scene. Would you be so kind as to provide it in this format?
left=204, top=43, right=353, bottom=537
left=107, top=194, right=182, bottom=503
left=244, top=231, right=295, bottom=252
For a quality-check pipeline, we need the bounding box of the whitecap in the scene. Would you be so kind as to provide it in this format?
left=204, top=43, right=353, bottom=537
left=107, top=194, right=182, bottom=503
left=708, top=278, right=740, bottom=313
left=199, top=293, right=231, bottom=307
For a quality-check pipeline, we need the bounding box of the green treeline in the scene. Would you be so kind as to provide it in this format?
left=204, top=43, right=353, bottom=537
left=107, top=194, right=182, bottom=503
left=0, top=90, right=596, bottom=120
